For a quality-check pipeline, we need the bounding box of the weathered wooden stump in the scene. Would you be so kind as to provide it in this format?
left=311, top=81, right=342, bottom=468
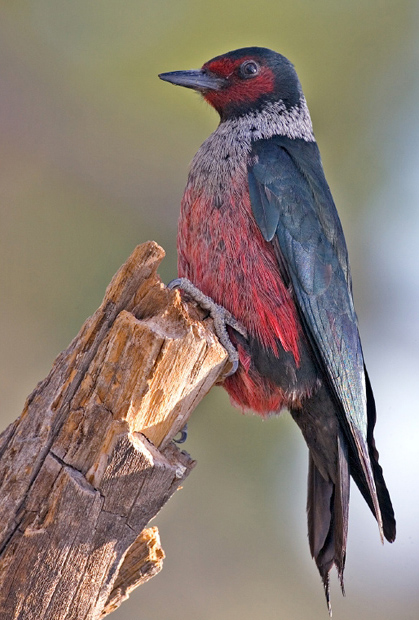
left=0, top=241, right=229, bottom=620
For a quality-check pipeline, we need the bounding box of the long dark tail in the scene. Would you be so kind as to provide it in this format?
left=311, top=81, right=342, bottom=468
left=307, top=431, right=349, bottom=615
left=293, top=372, right=395, bottom=613
left=291, top=386, right=351, bottom=613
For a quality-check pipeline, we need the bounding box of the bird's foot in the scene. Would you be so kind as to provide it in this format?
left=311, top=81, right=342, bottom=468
left=167, top=277, right=247, bottom=377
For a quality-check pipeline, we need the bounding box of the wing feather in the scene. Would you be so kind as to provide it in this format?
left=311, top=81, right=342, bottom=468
left=248, top=135, right=383, bottom=532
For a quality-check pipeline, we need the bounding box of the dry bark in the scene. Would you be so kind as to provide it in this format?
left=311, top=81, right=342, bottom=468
left=100, top=526, right=164, bottom=617
left=0, top=241, right=228, bottom=620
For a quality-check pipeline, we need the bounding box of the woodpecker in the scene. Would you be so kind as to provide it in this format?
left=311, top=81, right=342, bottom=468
left=159, top=47, right=395, bottom=610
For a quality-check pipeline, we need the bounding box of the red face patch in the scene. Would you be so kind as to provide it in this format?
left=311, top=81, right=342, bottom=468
left=202, top=56, right=275, bottom=113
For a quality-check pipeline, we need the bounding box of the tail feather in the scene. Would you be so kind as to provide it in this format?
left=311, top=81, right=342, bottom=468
left=292, top=373, right=394, bottom=612
left=307, top=430, right=350, bottom=614
left=335, top=432, right=350, bottom=589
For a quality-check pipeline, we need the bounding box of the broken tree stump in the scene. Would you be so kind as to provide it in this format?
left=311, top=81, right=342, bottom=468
left=0, top=241, right=229, bottom=620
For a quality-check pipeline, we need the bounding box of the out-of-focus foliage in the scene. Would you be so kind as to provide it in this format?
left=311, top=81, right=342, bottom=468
left=1, top=2, right=418, bottom=619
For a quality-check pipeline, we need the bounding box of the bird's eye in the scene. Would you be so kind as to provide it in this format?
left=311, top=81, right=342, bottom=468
left=240, top=60, right=260, bottom=78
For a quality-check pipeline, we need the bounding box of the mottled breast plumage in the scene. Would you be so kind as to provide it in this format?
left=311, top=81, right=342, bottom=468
left=177, top=101, right=320, bottom=413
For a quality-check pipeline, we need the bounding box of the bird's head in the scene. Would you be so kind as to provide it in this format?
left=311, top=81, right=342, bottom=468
left=159, top=47, right=303, bottom=122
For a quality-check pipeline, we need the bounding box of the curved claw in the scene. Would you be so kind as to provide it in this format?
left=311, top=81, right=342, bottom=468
left=167, top=278, right=183, bottom=290
left=223, top=358, right=239, bottom=378
left=174, top=423, right=188, bottom=444
left=166, top=277, right=246, bottom=377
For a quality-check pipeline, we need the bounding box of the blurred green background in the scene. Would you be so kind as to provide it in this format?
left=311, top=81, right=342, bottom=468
left=1, top=1, right=418, bottom=618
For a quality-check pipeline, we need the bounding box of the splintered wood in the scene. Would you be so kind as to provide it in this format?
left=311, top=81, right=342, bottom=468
left=0, top=242, right=228, bottom=620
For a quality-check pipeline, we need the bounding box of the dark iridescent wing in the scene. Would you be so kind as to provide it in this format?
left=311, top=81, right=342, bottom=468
left=247, top=135, right=383, bottom=532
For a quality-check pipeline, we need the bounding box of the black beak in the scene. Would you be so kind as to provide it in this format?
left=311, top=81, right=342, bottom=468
left=158, top=69, right=225, bottom=92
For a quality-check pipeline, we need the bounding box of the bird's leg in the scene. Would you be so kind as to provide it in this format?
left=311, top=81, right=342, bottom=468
left=167, top=277, right=247, bottom=377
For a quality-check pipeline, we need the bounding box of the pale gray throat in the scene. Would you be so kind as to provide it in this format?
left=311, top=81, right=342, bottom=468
left=187, top=97, right=315, bottom=198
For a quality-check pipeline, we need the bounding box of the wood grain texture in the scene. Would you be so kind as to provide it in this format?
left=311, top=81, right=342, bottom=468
left=0, top=242, right=229, bottom=619
left=101, top=527, right=165, bottom=617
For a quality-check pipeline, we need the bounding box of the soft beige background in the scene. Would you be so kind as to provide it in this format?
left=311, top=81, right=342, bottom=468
left=1, top=2, right=418, bottom=618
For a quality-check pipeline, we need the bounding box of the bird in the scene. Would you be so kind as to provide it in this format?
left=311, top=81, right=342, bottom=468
left=159, top=47, right=395, bottom=612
